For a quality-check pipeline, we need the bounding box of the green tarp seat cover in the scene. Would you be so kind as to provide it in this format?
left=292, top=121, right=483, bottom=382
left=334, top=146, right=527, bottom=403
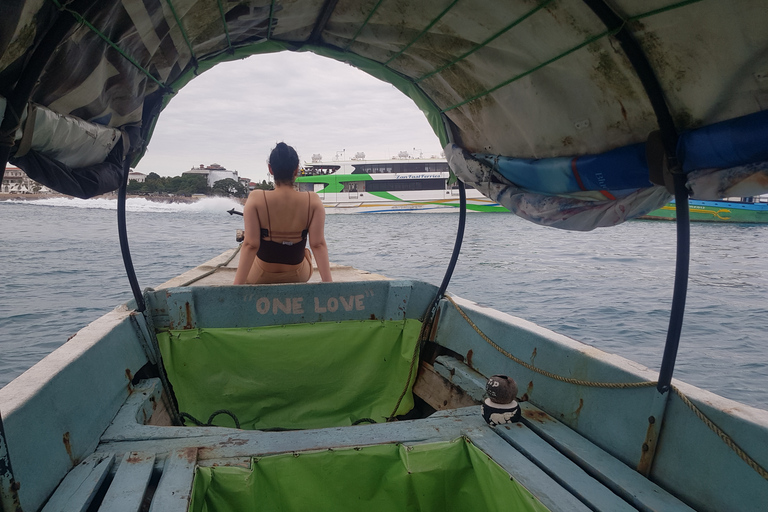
left=189, top=438, right=550, bottom=512
left=157, top=319, right=422, bottom=430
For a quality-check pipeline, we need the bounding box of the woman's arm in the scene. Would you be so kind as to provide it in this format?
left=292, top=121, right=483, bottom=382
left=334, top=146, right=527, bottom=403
left=308, top=193, right=332, bottom=282
left=233, top=192, right=262, bottom=284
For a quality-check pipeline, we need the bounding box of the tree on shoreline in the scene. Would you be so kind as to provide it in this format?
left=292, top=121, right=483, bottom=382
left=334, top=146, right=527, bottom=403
left=127, top=173, right=209, bottom=196
left=126, top=174, right=273, bottom=197
left=212, top=178, right=248, bottom=198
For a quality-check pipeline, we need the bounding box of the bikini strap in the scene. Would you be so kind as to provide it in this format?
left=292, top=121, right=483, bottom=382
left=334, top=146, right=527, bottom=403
left=263, top=189, right=272, bottom=238
left=305, top=191, right=311, bottom=229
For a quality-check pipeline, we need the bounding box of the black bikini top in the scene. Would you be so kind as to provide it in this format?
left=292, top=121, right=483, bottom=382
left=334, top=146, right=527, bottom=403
left=256, top=190, right=311, bottom=265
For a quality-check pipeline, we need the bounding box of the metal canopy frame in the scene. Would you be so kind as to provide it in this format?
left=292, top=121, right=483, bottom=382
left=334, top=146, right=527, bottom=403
left=0, top=5, right=701, bottom=491
left=1, top=0, right=695, bottom=394
left=579, top=0, right=690, bottom=394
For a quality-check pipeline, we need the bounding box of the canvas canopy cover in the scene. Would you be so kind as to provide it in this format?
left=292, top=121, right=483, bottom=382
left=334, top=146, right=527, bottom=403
left=2, top=0, right=767, bottom=229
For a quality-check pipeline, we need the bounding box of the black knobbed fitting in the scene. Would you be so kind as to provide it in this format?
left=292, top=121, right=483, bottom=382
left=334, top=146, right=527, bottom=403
left=485, top=375, right=518, bottom=404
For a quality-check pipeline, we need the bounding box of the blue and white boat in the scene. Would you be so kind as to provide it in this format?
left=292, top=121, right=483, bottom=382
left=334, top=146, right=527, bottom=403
left=1, top=1, right=767, bottom=511
left=641, top=196, right=768, bottom=223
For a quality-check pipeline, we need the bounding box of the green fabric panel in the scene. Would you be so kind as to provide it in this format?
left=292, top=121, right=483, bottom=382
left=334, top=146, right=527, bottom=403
left=157, top=320, right=421, bottom=430
left=188, top=439, right=550, bottom=512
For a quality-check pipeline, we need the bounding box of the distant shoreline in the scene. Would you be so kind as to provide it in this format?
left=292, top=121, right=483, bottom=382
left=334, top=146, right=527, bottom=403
left=0, top=193, right=244, bottom=204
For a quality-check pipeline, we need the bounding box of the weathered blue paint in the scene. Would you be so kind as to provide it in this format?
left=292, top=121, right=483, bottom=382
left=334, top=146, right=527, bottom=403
left=148, top=448, right=198, bottom=512
left=0, top=308, right=150, bottom=512
left=432, top=354, right=694, bottom=511
left=40, top=453, right=115, bottom=512
left=517, top=401, right=696, bottom=512
left=150, top=281, right=437, bottom=331
left=463, top=423, right=593, bottom=512
left=433, top=296, right=768, bottom=512
left=492, top=423, right=638, bottom=512
left=434, top=297, right=658, bottom=466
left=433, top=355, right=487, bottom=402
left=98, top=451, right=155, bottom=512
left=0, top=411, right=20, bottom=512
left=647, top=389, right=768, bottom=511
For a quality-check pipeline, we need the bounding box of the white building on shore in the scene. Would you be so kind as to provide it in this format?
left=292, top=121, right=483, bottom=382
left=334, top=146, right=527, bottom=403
left=1, top=165, right=53, bottom=194
left=183, top=163, right=240, bottom=187
left=128, top=171, right=146, bottom=183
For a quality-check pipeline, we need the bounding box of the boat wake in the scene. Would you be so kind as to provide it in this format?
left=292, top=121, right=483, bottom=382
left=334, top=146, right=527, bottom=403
left=2, top=196, right=243, bottom=213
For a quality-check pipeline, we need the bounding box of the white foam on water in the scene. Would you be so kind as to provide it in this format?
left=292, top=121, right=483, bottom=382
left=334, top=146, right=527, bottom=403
left=4, top=196, right=244, bottom=213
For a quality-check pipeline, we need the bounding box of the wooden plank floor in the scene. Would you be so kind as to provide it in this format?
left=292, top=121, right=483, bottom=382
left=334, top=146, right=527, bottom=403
left=52, top=407, right=599, bottom=512
left=42, top=368, right=698, bottom=512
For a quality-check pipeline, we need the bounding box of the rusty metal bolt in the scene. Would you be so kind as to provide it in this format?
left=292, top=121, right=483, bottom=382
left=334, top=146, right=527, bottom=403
left=486, top=375, right=518, bottom=404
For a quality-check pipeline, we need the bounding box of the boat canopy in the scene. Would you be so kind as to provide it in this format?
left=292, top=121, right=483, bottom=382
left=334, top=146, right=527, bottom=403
left=2, top=0, right=767, bottom=229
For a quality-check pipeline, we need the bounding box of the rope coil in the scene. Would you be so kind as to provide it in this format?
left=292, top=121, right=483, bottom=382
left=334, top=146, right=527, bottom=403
left=181, top=409, right=240, bottom=429
left=444, top=294, right=768, bottom=481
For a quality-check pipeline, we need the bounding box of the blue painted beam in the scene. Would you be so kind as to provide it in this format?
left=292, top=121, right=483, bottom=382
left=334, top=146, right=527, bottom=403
left=98, top=451, right=155, bottom=512
left=148, top=448, right=197, bottom=512
left=41, top=453, right=115, bottom=512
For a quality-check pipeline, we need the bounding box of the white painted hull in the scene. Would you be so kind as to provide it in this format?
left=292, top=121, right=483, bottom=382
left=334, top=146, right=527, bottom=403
left=319, top=194, right=507, bottom=214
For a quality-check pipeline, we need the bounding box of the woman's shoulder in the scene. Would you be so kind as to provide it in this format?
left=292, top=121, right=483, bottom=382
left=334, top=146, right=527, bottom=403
left=306, top=190, right=324, bottom=205
left=244, top=188, right=267, bottom=207
left=248, top=188, right=268, bottom=199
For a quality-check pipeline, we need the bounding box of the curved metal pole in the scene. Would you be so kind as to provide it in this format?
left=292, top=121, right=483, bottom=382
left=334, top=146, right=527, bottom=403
left=581, top=0, right=678, bottom=156
left=422, top=181, right=467, bottom=331
left=437, top=182, right=467, bottom=298
left=580, top=0, right=692, bottom=394
left=657, top=172, right=690, bottom=393
left=117, top=156, right=146, bottom=312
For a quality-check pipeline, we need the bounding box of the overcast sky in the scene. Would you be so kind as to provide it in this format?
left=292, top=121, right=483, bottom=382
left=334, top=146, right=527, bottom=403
left=134, top=51, right=445, bottom=182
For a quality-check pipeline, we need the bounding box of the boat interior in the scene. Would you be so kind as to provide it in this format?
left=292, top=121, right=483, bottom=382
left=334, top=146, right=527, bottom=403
left=3, top=1, right=768, bottom=510
left=2, top=249, right=766, bottom=511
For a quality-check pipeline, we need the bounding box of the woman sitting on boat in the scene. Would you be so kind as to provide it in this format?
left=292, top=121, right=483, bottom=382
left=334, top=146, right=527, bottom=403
left=234, top=142, right=332, bottom=284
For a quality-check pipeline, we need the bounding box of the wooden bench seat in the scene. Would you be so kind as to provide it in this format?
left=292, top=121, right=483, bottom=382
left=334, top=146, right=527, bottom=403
left=41, top=448, right=197, bottom=512
left=428, top=355, right=696, bottom=512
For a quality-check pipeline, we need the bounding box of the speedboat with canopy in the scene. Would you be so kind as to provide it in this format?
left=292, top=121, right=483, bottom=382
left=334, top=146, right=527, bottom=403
left=1, top=1, right=767, bottom=511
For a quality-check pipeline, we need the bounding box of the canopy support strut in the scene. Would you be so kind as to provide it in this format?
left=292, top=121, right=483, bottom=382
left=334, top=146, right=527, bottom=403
left=437, top=182, right=467, bottom=299
left=657, top=173, right=690, bottom=393
left=308, top=0, right=340, bottom=44
left=581, top=0, right=691, bottom=394
left=422, top=182, right=467, bottom=335
left=118, top=155, right=146, bottom=313
left=581, top=0, right=679, bottom=154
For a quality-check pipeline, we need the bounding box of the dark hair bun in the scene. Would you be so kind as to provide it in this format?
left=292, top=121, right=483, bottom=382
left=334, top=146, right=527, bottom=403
left=269, top=142, right=299, bottom=183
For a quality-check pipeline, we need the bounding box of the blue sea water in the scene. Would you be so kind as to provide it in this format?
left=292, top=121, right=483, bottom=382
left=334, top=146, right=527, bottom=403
left=1, top=197, right=767, bottom=410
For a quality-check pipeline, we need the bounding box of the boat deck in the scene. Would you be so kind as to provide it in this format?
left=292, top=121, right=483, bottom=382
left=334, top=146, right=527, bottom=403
left=19, top=247, right=742, bottom=512
left=157, top=246, right=390, bottom=288
left=41, top=359, right=696, bottom=512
